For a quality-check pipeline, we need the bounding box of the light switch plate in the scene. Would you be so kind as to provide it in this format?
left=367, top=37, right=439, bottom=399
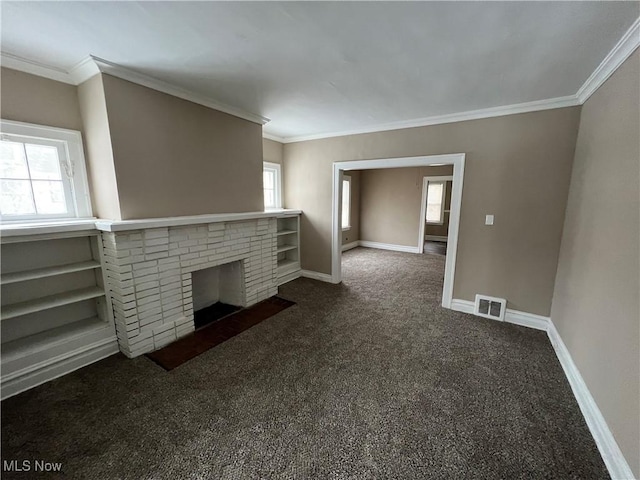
left=485, top=215, right=494, bottom=225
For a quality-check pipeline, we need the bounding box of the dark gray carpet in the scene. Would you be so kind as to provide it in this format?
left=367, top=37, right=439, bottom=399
left=1, top=248, right=608, bottom=479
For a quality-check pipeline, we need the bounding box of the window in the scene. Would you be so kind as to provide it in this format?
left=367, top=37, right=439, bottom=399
left=263, top=162, right=282, bottom=210
left=426, top=181, right=445, bottom=224
left=342, top=175, right=351, bottom=230
left=0, top=120, right=92, bottom=222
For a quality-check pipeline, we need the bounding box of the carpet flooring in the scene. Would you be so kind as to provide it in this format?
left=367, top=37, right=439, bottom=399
left=147, top=297, right=295, bottom=371
left=1, top=248, right=608, bottom=479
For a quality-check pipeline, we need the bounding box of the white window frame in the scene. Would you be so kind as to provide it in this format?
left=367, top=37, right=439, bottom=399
left=0, top=120, right=93, bottom=222
left=425, top=180, right=447, bottom=225
left=341, top=175, right=351, bottom=231
left=262, top=161, right=282, bottom=210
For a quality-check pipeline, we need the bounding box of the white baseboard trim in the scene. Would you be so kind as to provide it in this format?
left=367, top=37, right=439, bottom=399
left=358, top=240, right=420, bottom=254
left=301, top=269, right=337, bottom=283
left=1, top=337, right=120, bottom=400
left=449, top=297, right=635, bottom=478
left=449, top=299, right=550, bottom=331
left=277, top=269, right=302, bottom=286
left=425, top=235, right=448, bottom=243
left=547, top=322, right=635, bottom=480
left=504, top=309, right=550, bottom=331
left=450, top=298, right=475, bottom=314
left=341, top=241, right=359, bottom=252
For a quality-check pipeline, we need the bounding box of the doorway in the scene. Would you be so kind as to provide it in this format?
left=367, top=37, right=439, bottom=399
left=418, top=175, right=453, bottom=256
left=331, top=154, right=465, bottom=309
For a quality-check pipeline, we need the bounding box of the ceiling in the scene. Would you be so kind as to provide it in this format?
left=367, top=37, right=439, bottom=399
left=1, top=2, right=638, bottom=141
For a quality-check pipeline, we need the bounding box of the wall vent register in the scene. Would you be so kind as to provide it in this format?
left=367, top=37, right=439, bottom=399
left=474, top=294, right=506, bottom=321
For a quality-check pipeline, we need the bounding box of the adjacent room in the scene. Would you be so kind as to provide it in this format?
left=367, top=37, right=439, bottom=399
left=0, top=2, right=638, bottom=479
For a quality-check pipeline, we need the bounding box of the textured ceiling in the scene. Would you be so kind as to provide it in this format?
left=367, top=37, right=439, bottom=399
left=1, top=1, right=638, bottom=139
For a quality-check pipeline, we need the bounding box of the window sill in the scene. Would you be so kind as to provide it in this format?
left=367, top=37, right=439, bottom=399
left=342, top=226, right=351, bottom=231
left=0, top=218, right=98, bottom=238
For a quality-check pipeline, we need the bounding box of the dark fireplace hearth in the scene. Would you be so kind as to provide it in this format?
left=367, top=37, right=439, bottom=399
left=193, top=302, right=242, bottom=330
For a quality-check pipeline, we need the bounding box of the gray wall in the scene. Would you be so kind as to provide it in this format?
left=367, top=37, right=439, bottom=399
left=0, top=67, right=83, bottom=131
left=551, top=50, right=640, bottom=477
left=358, top=166, right=453, bottom=246
left=284, top=107, right=580, bottom=316
left=101, top=74, right=264, bottom=220
left=77, top=75, right=122, bottom=220
left=263, top=138, right=284, bottom=165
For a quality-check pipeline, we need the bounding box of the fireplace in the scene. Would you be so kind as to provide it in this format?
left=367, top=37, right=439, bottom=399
left=100, top=217, right=279, bottom=357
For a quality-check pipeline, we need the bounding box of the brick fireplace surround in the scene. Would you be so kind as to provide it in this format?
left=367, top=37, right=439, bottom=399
left=96, top=211, right=299, bottom=358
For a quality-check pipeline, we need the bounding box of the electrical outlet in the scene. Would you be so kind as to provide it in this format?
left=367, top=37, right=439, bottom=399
left=485, top=215, right=494, bottom=225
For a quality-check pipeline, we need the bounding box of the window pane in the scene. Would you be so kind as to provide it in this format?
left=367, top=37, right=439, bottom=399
left=25, top=144, right=62, bottom=180
left=342, top=179, right=350, bottom=228
left=426, top=182, right=444, bottom=223
left=1, top=179, right=35, bottom=215
left=32, top=180, right=67, bottom=214
left=264, top=189, right=275, bottom=209
left=263, top=170, right=274, bottom=189
left=0, top=141, right=29, bottom=179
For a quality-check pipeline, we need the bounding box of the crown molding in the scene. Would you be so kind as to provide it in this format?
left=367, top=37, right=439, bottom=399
left=0, top=52, right=74, bottom=85
left=262, top=132, right=285, bottom=143
left=71, top=56, right=270, bottom=125
left=275, top=94, right=580, bottom=144
left=1, top=53, right=269, bottom=126
left=577, top=16, right=640, bottom=104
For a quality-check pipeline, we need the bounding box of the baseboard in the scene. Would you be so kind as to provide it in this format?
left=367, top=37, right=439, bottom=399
left=277, top=269, right=302, bottom=286
left=1, top=337, right=120, bottom=400
left=504, top=309, right=550, bottom=331
left=425, top=235, right=448, bottom=243
left=450, top=298, right=475, bottom=314
left=449, top=298, right=635, bottom=478
left=301, top=269, right=336, bottom=283
left=341, top=241, right=359, bottom=252
left=547, top=322, right=635, bottom=480
left=449, top=299, right=550, bottom=331
left=358, top=240, right=420, bottom=254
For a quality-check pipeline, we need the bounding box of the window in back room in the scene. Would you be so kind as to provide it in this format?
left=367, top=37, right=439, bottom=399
left=263, top=162, right=282, bottom=210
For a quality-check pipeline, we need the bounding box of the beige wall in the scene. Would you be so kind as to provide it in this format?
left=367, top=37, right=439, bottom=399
left=263, top=138, right=284, bottom=164
left=1, top=67, right=83, bottom=131
left=284, top=107, right=580, bottom=316
left=341, top=171, right=360, bottom=244
left=101, top=74, right=264, bottom=219
left=358, top=166, right=453, bottom=246
left=77, top=75, right=122, bottom=220
left=551, top=51, right=640, bottom=477
left=425, top=180, right=452, bottom=238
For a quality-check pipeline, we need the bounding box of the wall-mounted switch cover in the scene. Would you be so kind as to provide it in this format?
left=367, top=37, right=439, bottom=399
left=485, top=215, right=494, bottom=225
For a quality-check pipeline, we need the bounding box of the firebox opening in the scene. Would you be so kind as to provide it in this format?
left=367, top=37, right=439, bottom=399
left=191, top=261, right=244, bottom=330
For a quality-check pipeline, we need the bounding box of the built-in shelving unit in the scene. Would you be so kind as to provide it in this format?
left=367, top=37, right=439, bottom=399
left=276, top=214, right=301, bottom=285
left=0, top=230, right=118, bottom=400
left=1, top=260, right=101, bottom=285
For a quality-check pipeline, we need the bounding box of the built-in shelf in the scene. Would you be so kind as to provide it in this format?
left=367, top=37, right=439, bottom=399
left=276, top=230, right=297, bottom=236
left=277, top=244, right=298, bottom=254
left=1, top=316, right=107, bottom=362
left=277, top=258, right=299, bottom=270
left=1, top=261, right=101, bottom=285
left=275, top=214, right=301, bottom=285
left=2, top=286, right=105, bottom=320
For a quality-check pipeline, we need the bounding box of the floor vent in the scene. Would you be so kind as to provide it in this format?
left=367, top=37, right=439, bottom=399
left=474, top=295, right=506, bottom=321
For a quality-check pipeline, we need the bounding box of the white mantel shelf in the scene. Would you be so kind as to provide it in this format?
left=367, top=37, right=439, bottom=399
left=95, top=210, right=302, bottom=232
left=0, top=210, right=302, bottom=238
